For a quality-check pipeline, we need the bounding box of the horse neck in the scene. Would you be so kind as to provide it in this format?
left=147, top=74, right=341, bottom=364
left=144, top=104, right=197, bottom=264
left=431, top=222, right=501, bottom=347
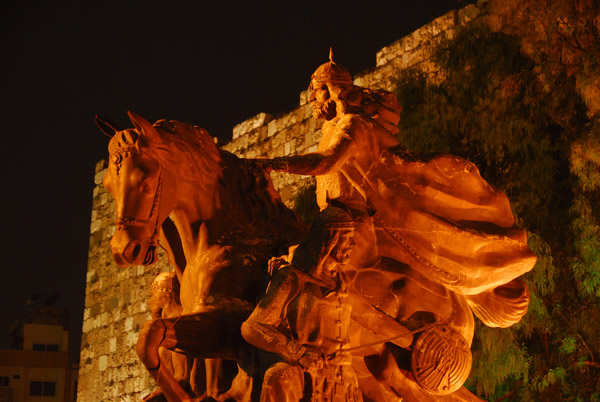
left=167, top=175, right=221, bottom=258
left=167, top=166, right=252, bottom=256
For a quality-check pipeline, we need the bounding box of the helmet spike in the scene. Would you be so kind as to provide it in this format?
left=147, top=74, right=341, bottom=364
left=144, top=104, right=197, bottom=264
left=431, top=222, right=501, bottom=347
left=309, top=48, right=352, bottom=87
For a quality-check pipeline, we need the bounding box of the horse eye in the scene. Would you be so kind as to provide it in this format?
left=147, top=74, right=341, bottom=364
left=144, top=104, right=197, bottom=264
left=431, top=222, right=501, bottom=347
left=140, top=179, right=157, bottom=194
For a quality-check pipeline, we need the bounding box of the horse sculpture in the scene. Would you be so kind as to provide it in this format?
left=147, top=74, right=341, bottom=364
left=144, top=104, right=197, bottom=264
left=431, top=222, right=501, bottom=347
left=97, top=109, right=534, bottom=402
left=97, top=111, right=307, bottom=401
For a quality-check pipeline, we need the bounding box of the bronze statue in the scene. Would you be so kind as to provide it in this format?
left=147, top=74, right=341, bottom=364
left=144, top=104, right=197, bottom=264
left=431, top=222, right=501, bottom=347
left=241, top=207, right=413, bottom=402
left=143, top=273, right=202, bottom=401
left=97, top=50, right=536, bottom=402
left=254, top=50, right=536, bottom=295
left=97, top=112, right=307, bottom=402
left=247, top=51, right=536, bottom=401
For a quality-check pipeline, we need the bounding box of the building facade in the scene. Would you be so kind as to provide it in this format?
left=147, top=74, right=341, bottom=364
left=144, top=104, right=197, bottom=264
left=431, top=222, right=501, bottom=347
left=0, top=305, right=78, bottom=402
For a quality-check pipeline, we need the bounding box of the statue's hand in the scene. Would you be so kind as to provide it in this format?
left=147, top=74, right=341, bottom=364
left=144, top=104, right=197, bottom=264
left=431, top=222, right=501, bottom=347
left=298, top=346, right=325, bottom=371
left=326, top=350, right=352, bottom=366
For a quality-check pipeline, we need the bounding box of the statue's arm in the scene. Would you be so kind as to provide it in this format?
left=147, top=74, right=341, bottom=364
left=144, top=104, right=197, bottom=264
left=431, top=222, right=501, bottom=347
left=240, top=269, right=305, bottom=361
left=267, top=119, right=356, bottom=176
left=349, top=293, right=413, bottom=348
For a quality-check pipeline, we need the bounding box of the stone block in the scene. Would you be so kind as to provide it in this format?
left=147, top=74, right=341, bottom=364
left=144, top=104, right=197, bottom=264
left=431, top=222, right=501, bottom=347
left=298, top=104, right=313, bottom=121
left=91, top=303, right=101, bottom=316
left=94, top=169, right=106, bottom=185
left=82, top=319, right=92, bottom=334
left=99, top=355, right=108, bottom=371
left=95, top=159, right=108, bottom=173
left=257, top=125, right=268, bottom=143
left=104, top=297, right=119, bottom=311
left=125, top=317, right=133, bottom=331
left=90, top=219, right=101, bottom=233
left=458, top=4, right=480, bottom=24
left=299, top=90, right=308, bottom=105
left=87, top=269, right=97, bottom=284
left=376, top=39, right=403, bottom=67
left=404, top=33, right=416, bottom=53
left=267, top=120, right=278, bottom=137
left=432, top=10, right=456, bottom=36
left=232, top=113, right=274, bottom=139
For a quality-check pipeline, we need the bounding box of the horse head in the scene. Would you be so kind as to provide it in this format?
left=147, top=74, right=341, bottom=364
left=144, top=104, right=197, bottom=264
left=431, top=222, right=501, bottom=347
left=97, top=111, right=178, bottom=267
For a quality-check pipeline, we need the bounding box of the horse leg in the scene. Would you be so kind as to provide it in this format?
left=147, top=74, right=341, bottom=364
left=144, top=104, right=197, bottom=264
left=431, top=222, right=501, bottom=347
left=213, top=364, right=253, bottom=402
left=204, top=358, right=222, bottom=398
left=137, top=318, right=192, bottom=402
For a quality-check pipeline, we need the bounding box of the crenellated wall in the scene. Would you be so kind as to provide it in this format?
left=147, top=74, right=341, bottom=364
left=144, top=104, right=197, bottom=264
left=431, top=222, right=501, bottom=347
left=78, top=4, right=486, bottom=400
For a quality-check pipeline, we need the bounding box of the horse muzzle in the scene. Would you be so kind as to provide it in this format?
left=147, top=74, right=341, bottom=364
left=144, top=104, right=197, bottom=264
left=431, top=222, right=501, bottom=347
left=110, top=227, right=158, bottom=267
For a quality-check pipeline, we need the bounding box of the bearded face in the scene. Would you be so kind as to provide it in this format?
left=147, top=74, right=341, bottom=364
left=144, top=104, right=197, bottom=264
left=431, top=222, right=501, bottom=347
left=148, top=289, right=171, bottom=319
left=309, top=82, right=338, bottom=120
left=331, top=230, right=356, bottom=263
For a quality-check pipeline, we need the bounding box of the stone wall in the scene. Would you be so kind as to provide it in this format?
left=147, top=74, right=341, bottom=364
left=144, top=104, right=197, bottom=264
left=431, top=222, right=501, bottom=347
left=78, top=3, right=486, bottom=400
left=77, top=160, right=170, bottom=401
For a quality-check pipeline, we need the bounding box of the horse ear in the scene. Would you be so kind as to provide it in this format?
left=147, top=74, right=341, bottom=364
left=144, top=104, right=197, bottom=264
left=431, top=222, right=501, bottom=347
left=127, top=111, right=160, bottom=141
left=95, top=115, right=120, bottom=137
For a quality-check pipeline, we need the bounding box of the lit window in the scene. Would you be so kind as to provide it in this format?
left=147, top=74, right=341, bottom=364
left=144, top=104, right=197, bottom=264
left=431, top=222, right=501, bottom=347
left=29, top=381, right=56, bottom=396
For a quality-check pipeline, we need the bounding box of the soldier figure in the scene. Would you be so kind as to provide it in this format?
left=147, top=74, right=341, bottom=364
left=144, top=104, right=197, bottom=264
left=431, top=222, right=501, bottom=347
left=241, top=207, right=412, bottom=402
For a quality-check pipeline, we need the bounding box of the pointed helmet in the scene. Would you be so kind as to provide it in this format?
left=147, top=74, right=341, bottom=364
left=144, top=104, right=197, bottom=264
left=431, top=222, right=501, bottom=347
left=310, top=48, right=353, bottom=88
left=311, top=206, right=355, bottom=232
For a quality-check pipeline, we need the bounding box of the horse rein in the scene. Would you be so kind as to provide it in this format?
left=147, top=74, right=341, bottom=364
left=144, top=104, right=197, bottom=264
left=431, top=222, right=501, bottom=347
left=114, top=168, right=164, bottom=248
left=329, top=320, right=443, bottom=358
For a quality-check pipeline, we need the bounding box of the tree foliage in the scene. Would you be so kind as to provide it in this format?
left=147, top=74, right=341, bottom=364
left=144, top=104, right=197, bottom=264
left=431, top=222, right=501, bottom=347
left=492, top=0, right=600, bottom=115
left=394, top=11, right=600, bottom=401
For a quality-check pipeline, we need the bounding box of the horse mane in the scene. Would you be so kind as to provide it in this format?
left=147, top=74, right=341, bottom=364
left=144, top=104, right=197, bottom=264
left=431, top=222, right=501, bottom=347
left=148, top=119, right=223, bottom=183
left=109, top=117, right=306, bottom=234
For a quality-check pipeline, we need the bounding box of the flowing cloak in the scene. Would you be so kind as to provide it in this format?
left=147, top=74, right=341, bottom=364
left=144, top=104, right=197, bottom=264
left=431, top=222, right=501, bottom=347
left=287, top=88, right=535, bottom=311
left=352, top=144, right=537, bottom=296
left=313, top=100, right=536, bottom=297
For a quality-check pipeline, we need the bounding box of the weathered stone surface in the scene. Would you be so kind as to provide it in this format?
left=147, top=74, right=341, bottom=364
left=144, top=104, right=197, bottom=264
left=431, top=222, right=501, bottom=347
left=232, top=113, right=274, bottom=139
left=78, top=162, right=169, bottom=402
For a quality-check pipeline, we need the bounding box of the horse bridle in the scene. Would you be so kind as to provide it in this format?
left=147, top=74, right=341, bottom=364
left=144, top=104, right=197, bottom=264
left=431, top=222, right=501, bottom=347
left=114, top=168, right=164, bottom=249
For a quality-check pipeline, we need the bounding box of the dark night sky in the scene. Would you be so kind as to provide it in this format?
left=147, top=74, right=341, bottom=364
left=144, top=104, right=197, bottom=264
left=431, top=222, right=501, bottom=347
left=1, top=1, right=471, bottom=361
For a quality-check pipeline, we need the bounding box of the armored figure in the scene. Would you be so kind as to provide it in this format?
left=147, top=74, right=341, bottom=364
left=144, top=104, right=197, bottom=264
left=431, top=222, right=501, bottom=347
left=249, top=51, right=535, bottom=401
left=143, top=273, right=203, bottom=401
left=241, top=207, right=413, bottom=402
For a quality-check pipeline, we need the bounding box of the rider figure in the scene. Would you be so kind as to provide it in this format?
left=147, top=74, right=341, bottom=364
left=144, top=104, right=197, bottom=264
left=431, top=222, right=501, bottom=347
left=255, top=49, right=401, bottom=268
left=142, top=273, right=203, bottom=401
left=241, top=207, right=412, bottom=402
